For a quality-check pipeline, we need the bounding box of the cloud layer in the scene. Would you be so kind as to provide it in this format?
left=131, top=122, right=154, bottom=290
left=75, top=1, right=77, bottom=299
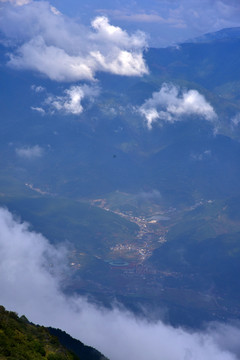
left=0, top=207, right=239, bottom=360
left=139, top=83, right=217, bottom=128
left=0, top=1, right=148, bottom=81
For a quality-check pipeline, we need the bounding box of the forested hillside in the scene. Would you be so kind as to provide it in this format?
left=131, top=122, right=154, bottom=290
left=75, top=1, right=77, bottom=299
left=0, top=306, right=108, bottom=360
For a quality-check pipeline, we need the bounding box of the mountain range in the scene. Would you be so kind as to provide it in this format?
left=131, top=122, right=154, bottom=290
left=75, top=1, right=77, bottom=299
left=1, top=26, right=240, bottom=328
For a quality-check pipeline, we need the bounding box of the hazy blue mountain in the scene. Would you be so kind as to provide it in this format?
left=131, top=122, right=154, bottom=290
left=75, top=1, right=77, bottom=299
left=189, top=27, right=240, bottom=43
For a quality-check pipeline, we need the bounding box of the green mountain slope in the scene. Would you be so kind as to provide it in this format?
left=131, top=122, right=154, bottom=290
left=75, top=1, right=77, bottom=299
left=0, top=306, right=108, bottom=360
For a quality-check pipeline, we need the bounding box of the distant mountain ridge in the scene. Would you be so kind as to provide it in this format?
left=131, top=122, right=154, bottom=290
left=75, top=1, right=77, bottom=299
left=187, top=27, right=240, bottom=43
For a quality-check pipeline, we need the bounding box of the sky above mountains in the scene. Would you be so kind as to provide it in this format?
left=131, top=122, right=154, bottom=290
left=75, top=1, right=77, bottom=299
left=1, top=0, right=240, bottom=47
left=2, top=0, right=240, bottom=47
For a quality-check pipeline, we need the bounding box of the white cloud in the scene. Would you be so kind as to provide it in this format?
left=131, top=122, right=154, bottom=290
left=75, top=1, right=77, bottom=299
left=139, top=83, right=217, bottom=129
left=0, top=2, right=148, bottom=81
left=45, top=84, right=100, bottom=115
left=9, top=37, right=96, bottom=82
left=91, top=16, right=146, bottom=48
left=191, top=149, right=212, bottom=161
left=31, top=84, right=45, bottom=93
left=0, top=207, right=239, bottom=360
left=16, top=145, right=43, bottom=159
left=112, top=12, right=168, bottom=23
left=31, top=106, right=45, bottom=114
left=90, top=49, right=147, bottom=77
left=0, top=0, right=31, bottom=5
left=231, top=113, right=240, bottom=127
left=97, top=8, right=185, bottom=27
left=50, top=5, right=61, bottom=16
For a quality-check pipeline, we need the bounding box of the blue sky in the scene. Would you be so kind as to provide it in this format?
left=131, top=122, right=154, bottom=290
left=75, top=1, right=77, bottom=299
left=47, top=0, right=240, bottom=46
left=2, top=0, right=240, bottom=46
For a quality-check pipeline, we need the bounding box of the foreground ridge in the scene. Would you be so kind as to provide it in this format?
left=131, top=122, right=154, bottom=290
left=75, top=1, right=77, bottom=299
left=0, top=305, right=108, bottom=360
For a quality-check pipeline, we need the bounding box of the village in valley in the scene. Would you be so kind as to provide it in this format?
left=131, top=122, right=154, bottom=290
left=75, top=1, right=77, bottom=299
left=67, top=194, right=182, bottom=295
left=64, top=194, right=235, bottom=321
left=86, top=196, right=170, bottom=263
